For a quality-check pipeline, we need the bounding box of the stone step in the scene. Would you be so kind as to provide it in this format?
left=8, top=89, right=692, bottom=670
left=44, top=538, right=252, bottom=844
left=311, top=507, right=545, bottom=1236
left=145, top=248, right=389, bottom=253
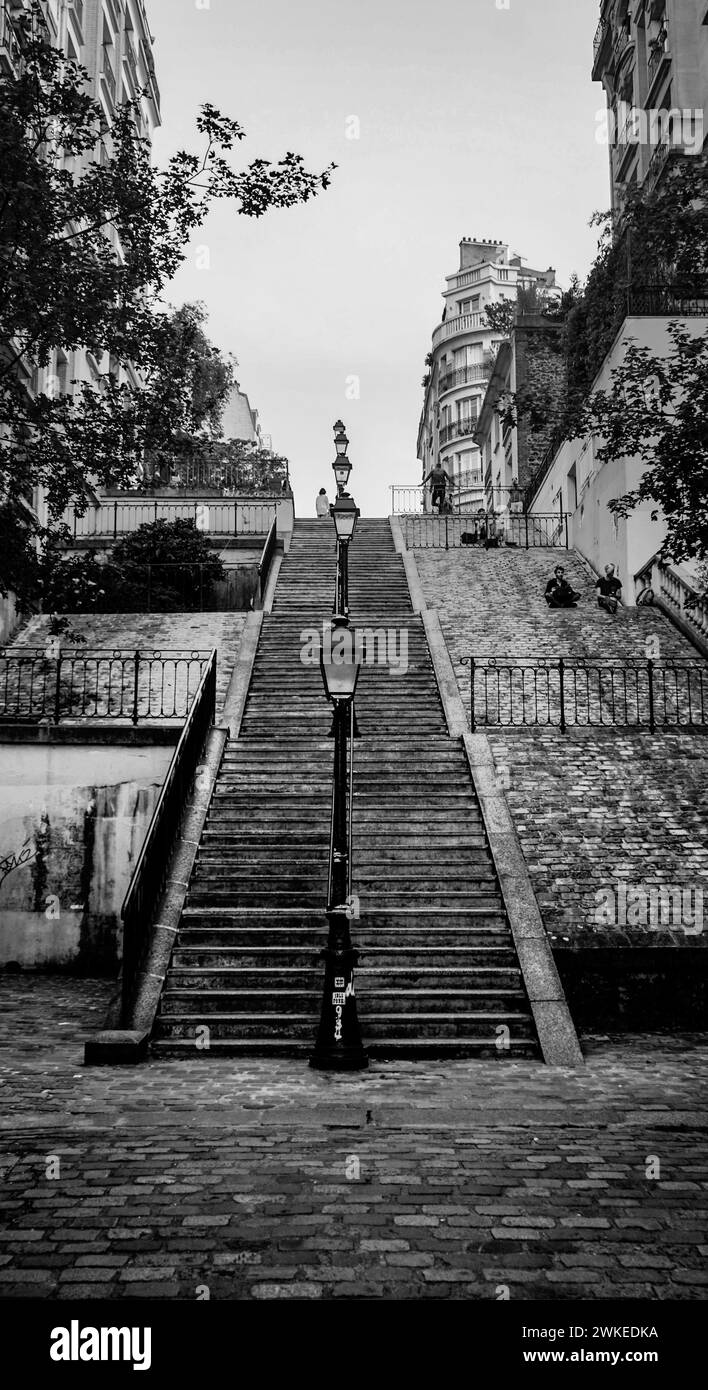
left=150, top=1037, right=539, bottom=1059
left=159, top=987, right=528, bottom=1015
left=172, top=949, right=519, bottom=970
left=153, top=1011, right=537, bottom=1040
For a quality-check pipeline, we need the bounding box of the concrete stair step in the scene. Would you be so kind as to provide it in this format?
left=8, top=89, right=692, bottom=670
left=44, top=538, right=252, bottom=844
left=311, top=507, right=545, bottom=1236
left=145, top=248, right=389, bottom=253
left=154, top=1011, right=536, bottom=1040
left=172, top=950, right=519, bottom=971
left=150, top=1037, right=539, bottom=1059
left=159, top=988, right=528, bottom=1015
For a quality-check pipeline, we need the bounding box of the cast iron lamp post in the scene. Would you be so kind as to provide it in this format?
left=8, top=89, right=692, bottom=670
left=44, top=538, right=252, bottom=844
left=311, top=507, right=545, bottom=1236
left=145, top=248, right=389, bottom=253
left=331, top=492, right=360, bottom=620
left=332, top=420, right=352, bottom=495
left=310, top=618, right=368, bottom=1071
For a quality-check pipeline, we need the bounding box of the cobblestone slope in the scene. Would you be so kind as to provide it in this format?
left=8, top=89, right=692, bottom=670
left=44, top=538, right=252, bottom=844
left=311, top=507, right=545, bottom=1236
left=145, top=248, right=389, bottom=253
left=0, top=979, right=706, bottom=1301
left=414, top=547, right=708, bottom=954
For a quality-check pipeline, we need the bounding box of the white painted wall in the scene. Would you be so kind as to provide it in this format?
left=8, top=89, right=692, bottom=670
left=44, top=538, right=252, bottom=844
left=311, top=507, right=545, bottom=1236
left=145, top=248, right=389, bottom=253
left=530, top=316, right=708, bottom=604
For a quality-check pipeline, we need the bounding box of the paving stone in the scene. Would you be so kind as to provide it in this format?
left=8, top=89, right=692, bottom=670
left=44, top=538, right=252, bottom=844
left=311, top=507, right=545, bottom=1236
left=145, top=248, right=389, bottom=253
left=0, top=979, right=706, bottom=1299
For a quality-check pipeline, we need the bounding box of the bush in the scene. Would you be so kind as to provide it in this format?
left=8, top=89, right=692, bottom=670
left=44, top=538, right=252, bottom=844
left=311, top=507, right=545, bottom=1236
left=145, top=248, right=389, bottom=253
left=44, top=518, right=225, bottom=613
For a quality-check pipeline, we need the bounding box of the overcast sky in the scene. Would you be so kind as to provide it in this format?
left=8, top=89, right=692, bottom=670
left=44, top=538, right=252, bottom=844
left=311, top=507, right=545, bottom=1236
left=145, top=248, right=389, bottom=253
left=147, top=0, right=609, bottom=517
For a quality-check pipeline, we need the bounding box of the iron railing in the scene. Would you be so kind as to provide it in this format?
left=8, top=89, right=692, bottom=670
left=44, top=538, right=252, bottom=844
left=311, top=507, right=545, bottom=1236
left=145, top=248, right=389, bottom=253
left=257, top=515, right=278, bottom=605
left=438, top=365, right=490, bottom=395
left=63, top=496, right=280, bottom=540
left=0, top=648, right=213, bottom=724
left=439, top=419, right=478, bottom=446
left=626, top=286, right=708, bottom=317
left=402, top=512, right=569, bottom=551
left=121, top=649, right=217, bottom=1021
left=460, top=656, right=708, bottom=734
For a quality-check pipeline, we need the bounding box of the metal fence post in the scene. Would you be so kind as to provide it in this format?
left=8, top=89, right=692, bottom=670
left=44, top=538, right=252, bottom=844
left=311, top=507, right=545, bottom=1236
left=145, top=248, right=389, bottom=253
left=559, top=657, right=567, bottom=734
left=565, top=515, right=569, bottom=550
left=647, top=657, right=655, bottom=734
left=470, top=657, right=476, bottom=732
left=445, top=515, right=449, bottom=551
left=113, top=499, right=118, bottom=540
left=53, top=654, right=63, bottom=724
left=154, top=500, right=158, bottom=524
left=132, top=650, right=141, bottom=726
left=234, top=501, right=238, bottom=537
left=525, top=513, right=529, bottom=550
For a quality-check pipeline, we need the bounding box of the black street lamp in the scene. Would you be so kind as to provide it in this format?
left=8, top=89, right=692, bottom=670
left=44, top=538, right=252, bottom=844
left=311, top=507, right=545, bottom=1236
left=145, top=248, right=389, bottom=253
left=332, top=421, right=352, bottom=495
left=331, top=492, right=360, bottom=619
left=310, top=619, right=368, bottom=1071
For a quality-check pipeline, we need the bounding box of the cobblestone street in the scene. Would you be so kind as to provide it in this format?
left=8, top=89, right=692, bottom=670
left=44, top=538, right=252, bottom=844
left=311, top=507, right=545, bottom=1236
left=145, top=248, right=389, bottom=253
left=1, top=978, right=707, bottom=1301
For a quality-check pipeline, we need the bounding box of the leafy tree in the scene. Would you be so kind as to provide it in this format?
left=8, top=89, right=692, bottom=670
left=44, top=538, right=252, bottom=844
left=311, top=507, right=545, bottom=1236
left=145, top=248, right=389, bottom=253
left=43, top=519, right=226, bottom=613
left=484, top=301, right=516, bottom=335
left=141, top=302, right=236, bottom=485
left=0, top=2, right=334, bottom=596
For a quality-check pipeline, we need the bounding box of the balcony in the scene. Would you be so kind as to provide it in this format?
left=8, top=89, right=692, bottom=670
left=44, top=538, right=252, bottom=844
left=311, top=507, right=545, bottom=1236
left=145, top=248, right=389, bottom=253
left=439, top=418, right=478, bottom=447
left=647, top=35, right=670, bottom=95
left=626, top=284, right=708, bottom=317
left=432, top=311, right=484, bottom=350
left=592, top=16, right=612, bottom=78
left=438, top=364, right=490, bottom=396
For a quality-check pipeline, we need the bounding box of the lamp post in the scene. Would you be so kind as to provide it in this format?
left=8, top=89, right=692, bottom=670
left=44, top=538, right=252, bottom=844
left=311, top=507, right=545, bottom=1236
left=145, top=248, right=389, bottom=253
left=310, top=619, right=368, bottom=1071
left=332, top=420, right=352, bottom=497
left=331, top=492, right=360, bottom=620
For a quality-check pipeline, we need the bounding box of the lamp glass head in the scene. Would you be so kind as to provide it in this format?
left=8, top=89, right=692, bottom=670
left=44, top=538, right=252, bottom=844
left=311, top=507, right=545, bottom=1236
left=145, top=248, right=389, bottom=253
left=320, top=624, right=361, bottom=701
left=331, top=494, right=360, bottom=542
left=333, top=458, right=352, bottom=489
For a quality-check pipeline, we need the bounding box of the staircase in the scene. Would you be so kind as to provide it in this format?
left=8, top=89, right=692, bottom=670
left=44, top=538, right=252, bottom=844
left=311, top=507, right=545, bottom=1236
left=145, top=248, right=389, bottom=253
left=152, top=518, right=540, bottom=1058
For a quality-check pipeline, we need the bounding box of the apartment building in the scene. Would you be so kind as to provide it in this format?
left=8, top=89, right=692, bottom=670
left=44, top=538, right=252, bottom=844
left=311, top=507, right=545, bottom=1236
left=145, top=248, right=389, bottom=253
left=593, top=0, right=708, bottom=210
left=524, top=1, right=708, bottom=604
left=417, top=238, right=558, bottom=512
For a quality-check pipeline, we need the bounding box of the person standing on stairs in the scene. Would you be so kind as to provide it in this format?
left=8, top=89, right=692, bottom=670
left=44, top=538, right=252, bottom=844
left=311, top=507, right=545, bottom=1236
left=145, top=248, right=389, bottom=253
left=316, top=487, right=330, bottom=518
left=423, top=462, right=452, bottom=514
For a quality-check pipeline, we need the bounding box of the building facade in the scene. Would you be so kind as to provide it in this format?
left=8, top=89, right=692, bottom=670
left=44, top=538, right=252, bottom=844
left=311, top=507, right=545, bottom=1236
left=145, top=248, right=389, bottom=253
left=474, top=314, right=565, bottom=516
left=221, top=383, right=264, bottom=446
left=593, top=0, right=708, bottom=212
left=1, top=1, right=161, bottom=537
left=524, top=1, right=708, bottom=603
left=417, top=239, right=558, bottom=512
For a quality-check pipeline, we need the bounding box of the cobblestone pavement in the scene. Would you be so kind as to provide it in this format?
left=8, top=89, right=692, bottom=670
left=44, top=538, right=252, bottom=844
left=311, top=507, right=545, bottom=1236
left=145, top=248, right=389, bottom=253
left=1, top=978, right=707, bottom=1301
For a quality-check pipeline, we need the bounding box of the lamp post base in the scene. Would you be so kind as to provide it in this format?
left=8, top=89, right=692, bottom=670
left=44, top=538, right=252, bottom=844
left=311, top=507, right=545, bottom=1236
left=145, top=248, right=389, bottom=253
left=309, top=939, right=369, bottom=1072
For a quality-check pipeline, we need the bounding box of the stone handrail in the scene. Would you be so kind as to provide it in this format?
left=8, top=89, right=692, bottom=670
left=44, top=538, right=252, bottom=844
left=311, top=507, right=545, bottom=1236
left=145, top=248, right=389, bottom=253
left=639, top=557, right=708, bottom=656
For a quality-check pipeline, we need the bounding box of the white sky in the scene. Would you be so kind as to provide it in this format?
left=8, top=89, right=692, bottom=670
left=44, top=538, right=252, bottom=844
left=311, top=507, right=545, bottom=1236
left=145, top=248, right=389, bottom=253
left=147, top=0, right=610, bottom=517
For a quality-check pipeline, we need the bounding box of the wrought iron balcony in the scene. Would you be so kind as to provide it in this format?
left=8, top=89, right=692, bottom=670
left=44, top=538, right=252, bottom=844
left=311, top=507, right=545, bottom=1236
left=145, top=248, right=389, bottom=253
left=439, top=418, right=478, bottom=446
left=626, top=285, right=708, bottom=317
left=438, top=365, right=490, bottom=396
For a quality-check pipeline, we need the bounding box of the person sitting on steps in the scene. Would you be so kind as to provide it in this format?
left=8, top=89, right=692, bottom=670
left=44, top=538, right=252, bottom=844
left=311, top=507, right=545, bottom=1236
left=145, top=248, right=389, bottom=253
left=545, top=564, right=580, bottom=609
left=596, top=563, right=623, bottom=615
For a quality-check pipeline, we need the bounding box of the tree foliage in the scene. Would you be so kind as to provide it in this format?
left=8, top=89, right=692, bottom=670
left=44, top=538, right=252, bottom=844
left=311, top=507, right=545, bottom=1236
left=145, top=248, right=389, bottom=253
left=42, top=519, right=226, bottom=613
left=0, top=3, right=333, bottom=597
left=580, top=323, right=708, bottom=564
